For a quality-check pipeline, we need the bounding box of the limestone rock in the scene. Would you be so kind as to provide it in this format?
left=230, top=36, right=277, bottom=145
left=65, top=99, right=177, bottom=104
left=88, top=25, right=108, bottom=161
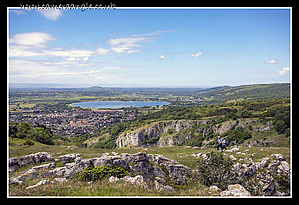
left=154, top=177, right=175, bottom=193
left=209, top=185, right=220, bottom=191
left=9, top=157, right=19, bottom=173
left=58, top=153, right=81, bottom=163
left=31, top=162, right=56, bottom=171
left=220, top=184, right=251, bottom=197
left=26, top=180, right=53, bottom=189
left=113, top=159, right=129, bottom=169
left=108, top=175, right=148, bottom=188
left=17, top=152, right=54, bottom=167
left=273, top=154, right=285, bottom=161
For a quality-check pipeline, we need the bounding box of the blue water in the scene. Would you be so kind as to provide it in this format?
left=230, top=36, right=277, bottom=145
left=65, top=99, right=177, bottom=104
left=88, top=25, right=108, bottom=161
left=70, top=101, right=170, bottom=108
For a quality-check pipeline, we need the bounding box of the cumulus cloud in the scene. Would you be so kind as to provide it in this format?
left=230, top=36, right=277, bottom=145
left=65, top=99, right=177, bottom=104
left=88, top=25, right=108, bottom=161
left=95, top=47, right=110, bottom=55
left=191, top=52, right=202, bottom=58
left=10, top=32, right=56, bottom=46
left=83, top=57, right=89, bottom=61
left=108, top=36, right=154, bottom=54
left=265, top=59, right=278, bottom=64
left=44, top=49, right=94, bottom=57
left=273, top=67, right=290, bottom=77
left=103, top=66, right=119, bottom=69
left=36, top=9, right=62, bottom=21
left=160, top=55, right=167, bottom=60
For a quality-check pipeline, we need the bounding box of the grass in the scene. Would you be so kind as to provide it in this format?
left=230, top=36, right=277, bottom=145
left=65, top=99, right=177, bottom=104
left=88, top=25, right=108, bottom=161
left=9, top=176, right=219, bottom=197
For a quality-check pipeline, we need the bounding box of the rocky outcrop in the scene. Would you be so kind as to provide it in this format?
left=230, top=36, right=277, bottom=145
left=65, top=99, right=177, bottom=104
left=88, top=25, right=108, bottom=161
left=10, top=152, right=191, bottom=193
left=233, top=154, right=290, bottom=196
left=9, top=152, right=54, bottom=173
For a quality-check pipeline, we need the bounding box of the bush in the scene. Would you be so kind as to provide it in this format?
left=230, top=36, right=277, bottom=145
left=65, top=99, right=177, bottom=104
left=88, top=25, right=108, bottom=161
left=196, top=151, right=238, bottom=190
left=23, top=139, right=34, bottom=146
left=72, top=166, right=130, bottom=181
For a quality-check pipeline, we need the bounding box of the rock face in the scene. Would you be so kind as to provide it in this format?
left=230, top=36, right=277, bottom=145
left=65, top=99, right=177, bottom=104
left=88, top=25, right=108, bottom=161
left=116, top=120, right=212, bottom=148
left=9, top=152, right=54, bottom=173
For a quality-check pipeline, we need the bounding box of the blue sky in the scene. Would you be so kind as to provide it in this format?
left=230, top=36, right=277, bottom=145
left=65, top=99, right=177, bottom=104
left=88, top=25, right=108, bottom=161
left=9, top=8, right=291, bottom=87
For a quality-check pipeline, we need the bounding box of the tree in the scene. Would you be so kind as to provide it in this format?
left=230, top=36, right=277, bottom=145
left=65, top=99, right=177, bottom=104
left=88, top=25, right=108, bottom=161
left=28, top=127, right=54, bottom=145
left=196, top=151, right=238, bottom=190
left=274, top=120, right=286, bottom=134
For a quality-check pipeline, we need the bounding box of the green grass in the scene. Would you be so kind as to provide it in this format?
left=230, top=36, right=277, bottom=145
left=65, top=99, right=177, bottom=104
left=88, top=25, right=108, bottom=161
left=9, top=177, right=219, bottom=196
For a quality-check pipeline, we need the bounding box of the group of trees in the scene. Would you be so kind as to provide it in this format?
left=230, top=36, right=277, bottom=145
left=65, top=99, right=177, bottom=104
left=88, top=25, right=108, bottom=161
left=9, top=122, right=54, bottom=145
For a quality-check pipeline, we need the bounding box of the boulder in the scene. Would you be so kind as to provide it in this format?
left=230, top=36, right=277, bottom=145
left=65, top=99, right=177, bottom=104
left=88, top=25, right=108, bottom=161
left=10, top=168, right=38, bottom=184
left=26, top=180, right=53, bottom=189
left=122, top=152, right=149, bottom=163
left=113, top=159, right=129, bottom=169
left=108, top=175, right=148, bottom=188
left=8, top=157, right=19, bottom=173
left=154, top=177, right=175, bottom=193
left=165, top=164, right=192, bottom=185
left=31, top=162, right=56, bottom=171
left=58, top=153, right=81, bottom=163
left=220, top=184, right=251, bottom=197
left=93, top=157, right=113, bottom=167
left=273, top=154, right=285, bottom=161
left=18, top=152, right=54, bottom=167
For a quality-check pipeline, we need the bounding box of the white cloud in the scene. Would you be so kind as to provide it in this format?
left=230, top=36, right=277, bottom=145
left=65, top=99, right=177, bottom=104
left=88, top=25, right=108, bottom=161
left=191, top=52, right=202, bottom=58
left=10, top=32, right=56, bottom=46
left=66, top=57, right=78, bottom=61
left=95, top=47, right=109, bottom=55
left=44, top=49, right=94, bottom=57
left=103, top=66, right=120, bottom=69
left=10, top=9, right=25, bottom=15
left=132, top=30, right=173, bottom=37
left=265, top=59, right=278, bottom=64
left=83, top=57, right=89, bottom=61
left=9, top=45, right=46, bottom=57
left=108, top=36, right=154, bottom=54
left=160, top=55, right=167, bottom=60
left=273, top=67, right=290, bottom=77
left=36, top=9, right=62, bottom=21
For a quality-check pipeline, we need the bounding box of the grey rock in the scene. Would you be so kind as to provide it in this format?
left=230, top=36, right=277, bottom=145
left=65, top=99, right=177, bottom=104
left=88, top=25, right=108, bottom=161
left=154, top=177, right=174, bottom=193
left=122, top=152, right=149, bottom=163
left=58, top=153, right=81, bottom=163
left=9, top=157, right=19, bottom=173
left=18, top=152, right=54, bottom=167
left=31, top=162, right=56, bottom=171
left=220, top=184, right=251, bottom=197
left=93, top=157, right=113, bottom=167
left=26, top=180, right=53, bottom=189
left=113, top=159, right=129, bottom=169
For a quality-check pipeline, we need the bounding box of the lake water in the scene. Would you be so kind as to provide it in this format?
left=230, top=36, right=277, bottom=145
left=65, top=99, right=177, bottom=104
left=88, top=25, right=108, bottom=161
left=70, top=101, right=170, bottom=108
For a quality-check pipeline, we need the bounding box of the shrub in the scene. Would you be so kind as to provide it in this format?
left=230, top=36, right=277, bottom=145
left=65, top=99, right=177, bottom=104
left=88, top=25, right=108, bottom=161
left=196, top=151, right=238, bottom=190
left=23, top=139, right=34, bottom=146
left=72, top=166, right=130, bottom=181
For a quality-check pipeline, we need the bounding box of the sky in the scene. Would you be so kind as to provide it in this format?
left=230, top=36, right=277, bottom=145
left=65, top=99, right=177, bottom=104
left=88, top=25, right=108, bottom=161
left=8, top=8, right=291, bottom=87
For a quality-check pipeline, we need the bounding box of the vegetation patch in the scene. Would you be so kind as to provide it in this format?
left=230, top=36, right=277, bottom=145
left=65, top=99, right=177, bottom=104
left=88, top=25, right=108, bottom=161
left=71, top=166, right=130, bottom=181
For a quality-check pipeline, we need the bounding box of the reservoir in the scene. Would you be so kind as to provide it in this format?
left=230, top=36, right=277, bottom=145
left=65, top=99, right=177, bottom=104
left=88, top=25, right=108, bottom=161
left=70, top=101, right=170, bottom=109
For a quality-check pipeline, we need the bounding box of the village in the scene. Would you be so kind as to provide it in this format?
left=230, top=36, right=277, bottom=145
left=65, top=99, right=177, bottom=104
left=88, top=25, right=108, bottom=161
left=9, top=108, right=138, bottom=138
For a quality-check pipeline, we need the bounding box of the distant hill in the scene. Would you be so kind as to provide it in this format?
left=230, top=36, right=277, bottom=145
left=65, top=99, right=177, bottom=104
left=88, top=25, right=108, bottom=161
left=198, top=83, right=290, bottom=104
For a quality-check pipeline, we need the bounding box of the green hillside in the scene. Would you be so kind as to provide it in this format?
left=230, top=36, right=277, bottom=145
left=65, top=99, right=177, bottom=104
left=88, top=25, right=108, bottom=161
left=198, top=83, right=290, bottom=105
left=90, top=98, right=290, bottom=149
